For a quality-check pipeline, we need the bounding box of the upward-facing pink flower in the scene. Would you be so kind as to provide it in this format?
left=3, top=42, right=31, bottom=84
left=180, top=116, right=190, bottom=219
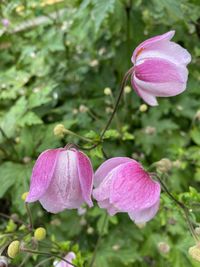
left=53, top=252, right=76, bottom=267
left=131, top=31, right=191, bottom=106
left=26, top=148, right=93, bottom=213
left=93, top=157, right=160, bottom=223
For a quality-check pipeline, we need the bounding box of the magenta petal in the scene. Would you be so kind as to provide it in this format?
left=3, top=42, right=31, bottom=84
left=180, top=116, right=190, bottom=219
left=76, top=151, right=93, bottom=207
left=128, top=199, right=160, bottom=223
left=110, top=162, right=161, bottom=211
left=94, top=157, right=134, bottom=187
left=26, top=149, right=62, bottom=202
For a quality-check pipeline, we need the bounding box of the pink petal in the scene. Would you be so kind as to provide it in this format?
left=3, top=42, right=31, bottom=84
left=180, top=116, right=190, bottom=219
left=110, top=162, right=161, bottom=212
left=26, top=149, right=62, bottom=202
left=136, top=40, right=191, bottom=66
left=135, top=58, right=186, bottom=83
left=76, top=151, right=93, bottom=207
left=39, top=150, right=83, bottom=213
left=131, top=77, right=158, bottom=106
left=132, top=31, right=175, bottom=63
left=94, top=157, right=134, bottom=187
left=93, top=172, right=113, bottom=202
left=98, top=200, right=118, bottom=216
left=128, top=199, right=160, bottom=223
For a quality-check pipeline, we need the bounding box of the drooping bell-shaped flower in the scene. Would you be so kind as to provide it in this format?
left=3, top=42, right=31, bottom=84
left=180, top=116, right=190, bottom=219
left=131, top=30, right=191, bottom=106
left=93, top=157, right=160, bottom=223
left=26, top=148, right=93, bottom=213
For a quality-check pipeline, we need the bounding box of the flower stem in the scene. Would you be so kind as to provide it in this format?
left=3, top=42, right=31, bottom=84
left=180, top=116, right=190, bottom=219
left=83, top=67, right=133, bottom=151
left=155, top=175, right=199, bottom=242
left=25, top=203, right=33, bottom=230
left=64, top=129, right=93, bottom=143
left=21, top=248, right=78, bottom=267
left=89, top=212, right=108, bottom=267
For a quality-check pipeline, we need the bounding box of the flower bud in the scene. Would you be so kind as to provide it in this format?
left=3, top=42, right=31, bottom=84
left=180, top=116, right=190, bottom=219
left=87, top=227, right=94, bottom=234
left=21, top=192, right=29, bottom=201
left=157, top=242, right=170, bottom=254
left=139, top=104, right=148, bottom=112
left=34, top=227, right=46, bottom=241
left=53, top=124, right=66, bottom=138
left=104, top=87, right=112, bottom=96
left=135, top=223, right=146, bottom=229
left=0, top=256, right=8, bottom=267
left=188, top=244, right=200, bottom=262
left=79, top=104, right=88, bottom=113
left=7, top=240, right=20, bottom=258
left=124, top=86, right=131, bottom=94
left=156, top=158, right=172, bottom=173
left=144, top=126, right=156, bottom=135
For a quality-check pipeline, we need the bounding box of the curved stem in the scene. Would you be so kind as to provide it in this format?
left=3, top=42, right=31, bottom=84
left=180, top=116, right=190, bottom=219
left=25, top=203, right=33, bottom=230
left=83, top=67, right=133, bottom=151
left=89, top=213, right=108, bottom=267
left=155, top=175, right=199, bottom=242
left=100, top=67, right=133, bottom=140
left=21, top=248, right=78, bottom=267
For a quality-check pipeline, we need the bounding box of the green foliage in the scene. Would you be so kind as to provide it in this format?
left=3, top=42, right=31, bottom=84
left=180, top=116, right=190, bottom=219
left=0, top=0, right=200, bottom=266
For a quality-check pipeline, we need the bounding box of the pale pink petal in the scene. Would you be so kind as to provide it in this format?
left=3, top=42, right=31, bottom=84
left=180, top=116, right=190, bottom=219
left=110, top=162, right=161, bottom=212
left=39, top=151, right=83, bottom=213
left=98, top=200, right=118, bottom=216
left=131, top=77, right=158, bottom=106
left=128, top=199, right=160, bottom=223
left=94, top=157, right=134, bottom=187
left=93, top=172, right=113, bottom=202
left=132, top=31, right=175, bottom=63
left=26, top=149, right=63, bottom=202
left=76, top=151, right=93, bottom=207
left=54, top=252, right=76, bottom=267
left=136, top=41, right=191, bottom=66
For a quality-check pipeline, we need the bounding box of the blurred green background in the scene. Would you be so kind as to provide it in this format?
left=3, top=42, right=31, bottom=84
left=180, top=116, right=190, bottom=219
left=0, top=0, right=200, bottom=266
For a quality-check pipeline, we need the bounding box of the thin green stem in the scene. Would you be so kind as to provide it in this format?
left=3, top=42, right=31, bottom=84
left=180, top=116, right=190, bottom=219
left=155, top=174, right=199, bottom=242
left=25, top=203, right=33, bottom=230
left=21, top=248, right=78, bottom=267
left=89, top=213, right=108, bottom=267
left=65, top=129, right=93, bottom=143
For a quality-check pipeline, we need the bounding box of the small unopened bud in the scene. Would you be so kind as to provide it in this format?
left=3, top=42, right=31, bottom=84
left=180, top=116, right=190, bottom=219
left=124, top=86, right=131, bottom=94
left=139, top=104, right=148, bottom=112
left=89, top=59, right=99, bottom=67
left=112, top=244, right=120, bottom=251
left=156, top=158, right=172, bottom=173
left=105, top=107, right=113, bottom=114
left=194, top=110, right=200, bottom=121
left=79, top=105, right=88, bottom=113
left=7, top=240, right=20, bottom=258
left=189, top=244, right=200, bottom=262
left=80, top=218, right=87, bottom=226
left=34, top=227, right=46, bottom=241
left=87, top=227, right=94, bottom=235
left=21, top=192, right=29, bottom=201
left=144, top=126, right=156, bottom=135
left=135, top=223, right=146, bottom=229
left=0, top=256, right=8, bottom=267
left=72, top=108, right=78, bottom=115
left=157, top=242, right=170, bottom=254
left=53, top=124, right=66, bottom=138
left=23, top=156, right=31, bottom=164
left=104, top=87, right=112, bottom=96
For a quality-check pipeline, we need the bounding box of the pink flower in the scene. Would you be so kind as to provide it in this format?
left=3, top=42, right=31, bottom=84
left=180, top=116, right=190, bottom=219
left=2, top=19, right=9, bottom=27
left=53, top=252, right=76, bottom=267
left=131, top=31, right=191, bottom=106
left=26, top=148, right=93, bottom=213
left=93, top=157, right=160, bottom=223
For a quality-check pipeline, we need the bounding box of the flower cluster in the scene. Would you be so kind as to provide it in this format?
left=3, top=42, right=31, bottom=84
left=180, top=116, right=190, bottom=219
left=26, top=30, right=191, bottom=225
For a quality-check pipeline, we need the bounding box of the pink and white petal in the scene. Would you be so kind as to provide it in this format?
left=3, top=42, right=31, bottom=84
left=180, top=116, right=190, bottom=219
left=135, top=58, right=186, bottom=83
left=110, top=162, right=161, bottom=211
left=54, top=252, right=76, bottom=267
left=39, top=150, right=83, bottom=213
left=128, top=199, right=160, bottom=223
left=136, top=41, right=191, bottom=66
left=132, top=31, right=175, bottom=63
left=26, top=149, right=63, bottom=202
left=94, top=157, right=134, bottom=187
left=76, top=151, right=93, bottom=207
left=134, top=74, right=187, bottom=98
left=131, top=77, right=158, bottom=106
left=93, top=172, right=114, bottom=202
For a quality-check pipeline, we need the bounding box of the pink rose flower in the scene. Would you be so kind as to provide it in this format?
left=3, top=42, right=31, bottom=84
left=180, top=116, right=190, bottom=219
left=93, top=157, right=160, bottom=223
left=131, top=31, right=191, bottom=106
left=53, top=252, right=76, bottom=267
left=26, top=148, right=93, bottom=213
